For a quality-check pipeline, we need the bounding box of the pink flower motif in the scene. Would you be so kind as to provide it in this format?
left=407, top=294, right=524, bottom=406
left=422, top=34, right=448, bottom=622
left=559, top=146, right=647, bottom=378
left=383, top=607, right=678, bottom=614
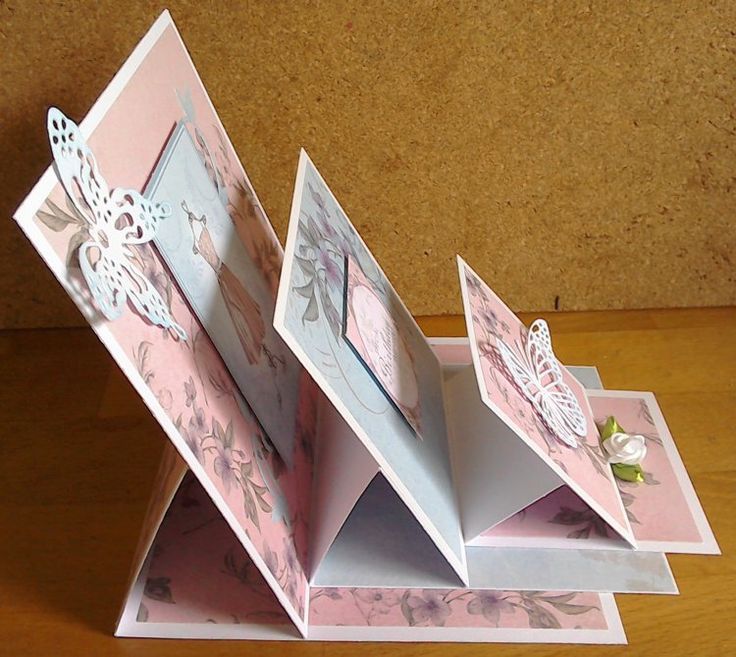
left=282, top=536, right=300, bottom=575
left=156, top=387, right=173, bottom=411
left=262, top=542, right=279, bottom=577
left=465, top=272, right=483, bottom=296
left=509, top=394, right=536, bottom=434
left=479, top=307, right=500, bottom=337
left=406, top=591, right=452, bottom=626
left=187, top=405, right=207, bottom=439
left=354, top=589, right=401, bottom=614
left=315, top=210, right=338, bottom=240
left=184, top=376, right=197, bottom=407
left=213, top=443, right=237, bottom=493
left=334, top=229, right=357, bottom=261
left=181, top=427, right=203, bottom=464
left=467, top=591, right=515, bottom=625
left=315, top=242, right=342, bottom=289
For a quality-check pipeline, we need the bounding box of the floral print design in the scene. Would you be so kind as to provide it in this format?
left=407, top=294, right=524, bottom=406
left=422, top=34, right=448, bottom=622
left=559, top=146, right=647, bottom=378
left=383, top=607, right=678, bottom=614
left=548, top=504, right=613, bottom=539
left=138, top=480, right=606, bottom=632
left=27, top=34, right=316, bottom=627
left=130, top=317, right=311, bottom=619
left=547, top=405, right=663, bottom=536
left=162, top=361, right=309, bottom=618
left=309, top=588, right=603, bottom=630
left=462, top=263, right=639, bottom=538
left=465, top=268, right=609, bottom=478
left=292, top=182, right=365, bottom=341
left=548, top=408, right=662, bottom=538
left=289, top=167, right=415, bottom=420
left=140, top=474, right=292, bottom=625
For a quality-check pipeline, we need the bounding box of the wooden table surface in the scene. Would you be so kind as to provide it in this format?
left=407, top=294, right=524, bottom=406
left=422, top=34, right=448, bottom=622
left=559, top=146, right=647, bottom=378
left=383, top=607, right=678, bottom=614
left=1, top=308, right=734, bottom=656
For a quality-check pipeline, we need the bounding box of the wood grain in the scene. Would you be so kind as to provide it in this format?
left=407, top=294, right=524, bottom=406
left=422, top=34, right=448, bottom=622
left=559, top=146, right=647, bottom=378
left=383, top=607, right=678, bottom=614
left=0, top=308, right=733, bottom=655
left=2, top=1, right=736, bottom=329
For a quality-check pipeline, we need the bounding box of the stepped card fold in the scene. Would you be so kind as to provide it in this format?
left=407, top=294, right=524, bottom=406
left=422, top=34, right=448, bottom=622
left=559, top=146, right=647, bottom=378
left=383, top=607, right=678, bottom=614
left=12, top=10, right=717, bottom=646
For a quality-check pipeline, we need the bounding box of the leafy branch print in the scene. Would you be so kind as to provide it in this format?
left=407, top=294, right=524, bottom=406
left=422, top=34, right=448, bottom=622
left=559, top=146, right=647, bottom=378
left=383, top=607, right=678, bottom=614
left=144, top=577, right=175, bottom=604
left=548, top=505, right=611, bottom=539
left=397, top=589, right=598, bottom=629
left=261, top=540, right=304, bottom=617
left=618, top=489, right=641, bottom=524
left=133, top=341, right=155, bottom=384
left=516, top=591, right=598, bottom=628
left=293, top=218, right=344, bottom=341
left=221, top=545, right=277, bottom=600
left=36, top=197, right=89, bottom=267
left=309, top=587, right=601, bottom=629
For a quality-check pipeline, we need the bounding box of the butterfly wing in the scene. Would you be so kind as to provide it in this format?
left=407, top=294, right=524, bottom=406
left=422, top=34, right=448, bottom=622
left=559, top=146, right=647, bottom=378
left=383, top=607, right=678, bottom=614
left=47, top=108, right=185, bottom=339
left=497, top=337, right=538, bottom=394
left=120, top=257, right=187, bottom=339
left=540, top=388, right=588, bottom=442
left=48, top=107, right=112, bottom=233
left=77, top=242, right=127, bottom=320
left=109, top=187, right=171, bottom=245
left=525, top=319, right=587, bottom=446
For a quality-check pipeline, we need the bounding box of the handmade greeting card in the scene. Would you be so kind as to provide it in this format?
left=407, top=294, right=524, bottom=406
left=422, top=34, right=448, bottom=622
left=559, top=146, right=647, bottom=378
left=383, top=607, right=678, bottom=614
left=15, top=12, right=314, bottom=637
left=12, top=9, right=717, bottom=646
left=273, top=150, right=680, bottom=599
left=274, top=149, right=466, bottom=586
left=453, top=258, right=634, bottom=544
left=432, top=338, right=719, bottom=556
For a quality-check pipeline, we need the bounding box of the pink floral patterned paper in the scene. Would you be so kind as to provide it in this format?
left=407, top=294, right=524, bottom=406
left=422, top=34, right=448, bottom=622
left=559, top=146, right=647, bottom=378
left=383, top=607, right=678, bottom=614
left=458, top=258, right=633, bottom=544
left=120, top=441, right=188, bottom=606
left=473, top=391, right=717, bottom=553
left=134, top=473, right=620, bottom=642
left=13, top=12, right=314, bottom=634
left=139, top=472, right=297, bottom=626
left=309, top=588, right=608, bottom=631
left=587, top=393, right=703, bottom=544
left=431, top=338, right=718, bottom=554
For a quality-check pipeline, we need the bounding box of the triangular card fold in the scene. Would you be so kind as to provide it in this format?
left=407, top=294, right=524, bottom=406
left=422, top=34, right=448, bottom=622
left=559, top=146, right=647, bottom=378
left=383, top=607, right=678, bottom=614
left=116, top=471, right=301, bottom=638
left=308, top=394, right=380, bottom=579
left=275, top=149, right=469, bottom=585
left=312, top=473, right=465, bottom=589
left=444, top=365, right=563, bottom=541
left=456, top=256, right=636, bottom=548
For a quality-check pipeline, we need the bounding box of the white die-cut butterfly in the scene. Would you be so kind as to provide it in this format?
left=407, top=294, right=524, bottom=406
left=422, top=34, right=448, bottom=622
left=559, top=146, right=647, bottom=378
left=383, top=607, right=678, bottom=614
left=498, top=319, right=586, bottom=447
left=47, top=108, right=186, bottom=340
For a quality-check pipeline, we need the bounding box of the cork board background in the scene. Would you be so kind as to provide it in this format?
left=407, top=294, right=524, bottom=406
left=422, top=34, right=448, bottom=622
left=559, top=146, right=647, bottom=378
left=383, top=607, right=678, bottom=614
left=2, top=1, right=735, bottom=328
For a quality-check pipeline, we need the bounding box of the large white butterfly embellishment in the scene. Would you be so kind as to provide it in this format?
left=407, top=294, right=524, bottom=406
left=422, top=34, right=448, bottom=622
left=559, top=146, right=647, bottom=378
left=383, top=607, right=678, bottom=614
left=47, top=108, right=186, bottom=340
left=497, top=319, right=586, bottom=447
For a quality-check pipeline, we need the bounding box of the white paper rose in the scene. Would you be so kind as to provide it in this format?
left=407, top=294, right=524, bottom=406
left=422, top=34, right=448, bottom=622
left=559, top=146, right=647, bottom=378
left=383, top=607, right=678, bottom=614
left=602, top=432, right=647, bottom=466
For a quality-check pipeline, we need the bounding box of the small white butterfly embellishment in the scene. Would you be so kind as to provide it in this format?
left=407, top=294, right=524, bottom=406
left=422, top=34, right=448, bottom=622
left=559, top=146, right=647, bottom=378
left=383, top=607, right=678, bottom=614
left=47, top=108, right=186, bottom=340
left=498, top=319, right=586, bottom=447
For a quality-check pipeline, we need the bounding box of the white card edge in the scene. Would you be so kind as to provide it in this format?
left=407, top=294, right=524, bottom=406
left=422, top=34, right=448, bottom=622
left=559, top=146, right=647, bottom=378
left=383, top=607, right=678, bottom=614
left=116, top=589, right=625, bottom=644
left=456, top=256, right=637, bottom=548
left=586, top=389, right=720, bottom=556
left=274, top=150, right=469, bottom=585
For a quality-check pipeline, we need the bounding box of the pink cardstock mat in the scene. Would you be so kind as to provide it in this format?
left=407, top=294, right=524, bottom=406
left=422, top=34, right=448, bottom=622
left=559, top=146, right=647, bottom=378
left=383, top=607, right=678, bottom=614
left=430, top=338, right=718, bottom=555
left=458, top=257, right=634, bottom=545
left=13, top=11, right=314, bottom=636
left=117, top=470, right=625, bottom=644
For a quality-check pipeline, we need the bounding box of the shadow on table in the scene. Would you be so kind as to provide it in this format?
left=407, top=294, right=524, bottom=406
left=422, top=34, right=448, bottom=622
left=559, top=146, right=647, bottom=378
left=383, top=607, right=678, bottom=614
left=0, top=327, right=165, bottom=635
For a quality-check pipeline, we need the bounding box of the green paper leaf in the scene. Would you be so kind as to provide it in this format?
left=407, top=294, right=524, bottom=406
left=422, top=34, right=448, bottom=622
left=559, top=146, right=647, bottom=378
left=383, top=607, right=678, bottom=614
left=600, top=416, right=625, bottom=442
left=612, top=462, right=644, bottom=483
